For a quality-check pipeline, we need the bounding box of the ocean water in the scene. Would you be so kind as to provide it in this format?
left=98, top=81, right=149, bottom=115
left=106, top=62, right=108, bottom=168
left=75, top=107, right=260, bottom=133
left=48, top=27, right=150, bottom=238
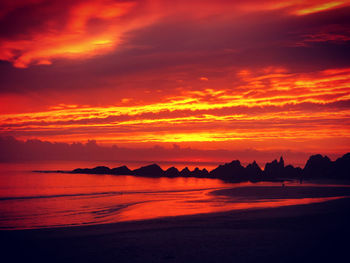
left=0, top=161, right=348, bottom=230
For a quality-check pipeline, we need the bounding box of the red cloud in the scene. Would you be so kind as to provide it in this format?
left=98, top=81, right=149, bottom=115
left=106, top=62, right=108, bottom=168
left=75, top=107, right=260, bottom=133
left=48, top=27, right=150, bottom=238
left=1, top=0, right=349, bottom=68
left=0, top=0, right=156, bottom=68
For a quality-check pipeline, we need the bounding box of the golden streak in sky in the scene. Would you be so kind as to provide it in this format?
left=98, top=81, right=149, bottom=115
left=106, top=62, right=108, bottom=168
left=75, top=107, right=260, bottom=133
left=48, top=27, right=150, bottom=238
left=1, top=67, right=349, bottom=151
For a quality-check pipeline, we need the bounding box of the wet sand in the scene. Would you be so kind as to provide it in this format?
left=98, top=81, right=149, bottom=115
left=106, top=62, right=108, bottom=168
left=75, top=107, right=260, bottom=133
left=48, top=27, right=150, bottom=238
left=2, top=187, right=350, bottom=263
left=211, top=185, right=350, bottom=199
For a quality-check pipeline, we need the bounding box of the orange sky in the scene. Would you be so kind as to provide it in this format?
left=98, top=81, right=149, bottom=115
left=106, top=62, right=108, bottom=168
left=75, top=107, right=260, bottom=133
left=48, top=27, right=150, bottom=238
left=0, top=0, right=350, bottom=162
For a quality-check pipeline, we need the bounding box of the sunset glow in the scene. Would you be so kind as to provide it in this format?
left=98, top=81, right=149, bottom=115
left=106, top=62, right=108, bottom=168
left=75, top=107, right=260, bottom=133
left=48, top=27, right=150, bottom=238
left=1, top=0, right=350, bottom=161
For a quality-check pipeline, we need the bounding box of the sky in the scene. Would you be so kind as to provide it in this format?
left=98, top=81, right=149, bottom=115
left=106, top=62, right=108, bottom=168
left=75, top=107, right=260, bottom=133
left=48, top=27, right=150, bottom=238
left=0, top=0, right=350, bottom=164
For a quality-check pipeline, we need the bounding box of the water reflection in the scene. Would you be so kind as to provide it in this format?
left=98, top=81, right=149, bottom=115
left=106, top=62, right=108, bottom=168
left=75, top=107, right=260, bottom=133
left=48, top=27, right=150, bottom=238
left=0, top=167, right=349, bottom=230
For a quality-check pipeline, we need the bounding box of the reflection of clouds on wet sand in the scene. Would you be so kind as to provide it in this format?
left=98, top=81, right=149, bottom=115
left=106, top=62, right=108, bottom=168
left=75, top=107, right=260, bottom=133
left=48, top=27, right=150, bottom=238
left=1, top=169, right=350, bottom=230
left=118, top=185, right=350, bottom=222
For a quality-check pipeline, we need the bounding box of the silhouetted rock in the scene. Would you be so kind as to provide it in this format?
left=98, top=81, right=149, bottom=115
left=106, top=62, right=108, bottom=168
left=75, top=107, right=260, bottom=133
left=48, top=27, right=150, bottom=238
left=279, top=156, right=284, bottom=167
left=191, top=167, right=201, bottom=177
left=164, top=167, right=180, bottom=177
left=264, top=157, right=284, bottom=178
left=202, top=168, right=210, bottom=177
left=283, top=165, right=302, bottom=178
left=210, top=160, right=245, bottom=181
left=263, top=157, right=303, bottom=179
left=111, top=165, right=132, bottom=175
left=191, top=167, right=210, bottom=177
left=64, top=152, right=350, bottom=181
left=331, top=153, right=350, bottom=179
left=72, top=166, right=110, bottom=174
left=303, top=154, right=332, bottom=178
left=180, top=167, right=191, bottom=177
left=72, top=168, right=87, bottom=174
left=91, top=166, right=111, bottom=174
left=133, top=164, right=164, bottom=177
left=245, top=161, right=262, bottom=181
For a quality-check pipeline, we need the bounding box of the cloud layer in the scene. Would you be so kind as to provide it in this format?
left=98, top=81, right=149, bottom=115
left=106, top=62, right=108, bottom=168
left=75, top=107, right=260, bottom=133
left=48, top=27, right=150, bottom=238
left=0, top=0, right=350, bottom=160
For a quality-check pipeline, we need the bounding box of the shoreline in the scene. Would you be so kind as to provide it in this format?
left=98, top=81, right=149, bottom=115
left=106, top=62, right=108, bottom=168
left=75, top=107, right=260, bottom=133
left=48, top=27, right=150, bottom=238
left=2, top=184, right=350, bottom=231
left=2, top=194, right=349, bottom=234
left=2, top=197, right=350, bottom=262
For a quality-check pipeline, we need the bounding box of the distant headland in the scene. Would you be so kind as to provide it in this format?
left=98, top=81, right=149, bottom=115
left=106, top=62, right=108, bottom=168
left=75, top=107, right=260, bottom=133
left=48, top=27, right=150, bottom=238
left=36, top=153, right=350, bottom=182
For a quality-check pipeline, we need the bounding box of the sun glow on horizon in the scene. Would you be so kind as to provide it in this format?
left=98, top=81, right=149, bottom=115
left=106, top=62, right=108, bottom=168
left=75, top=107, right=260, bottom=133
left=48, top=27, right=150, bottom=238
left=0, top=0, right=350, bottom=157
left=1, top=66, right=349, bottom=153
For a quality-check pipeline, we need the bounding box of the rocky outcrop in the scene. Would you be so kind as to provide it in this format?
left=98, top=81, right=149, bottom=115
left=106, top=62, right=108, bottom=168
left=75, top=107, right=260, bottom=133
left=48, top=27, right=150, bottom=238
left=132, top=164, right=164, bottom=177
left=303, top=154, right=332, bottom=178
left=111, top=165, right=132, bottom=175
left=68, top=152, right=350, bottom=181
left=210, top=160, right=245, bottom=181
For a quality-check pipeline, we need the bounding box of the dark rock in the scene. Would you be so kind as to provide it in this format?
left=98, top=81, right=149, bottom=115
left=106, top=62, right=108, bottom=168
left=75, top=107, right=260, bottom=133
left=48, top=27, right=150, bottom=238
left=332, top=153, right=350, bottom=179
left=202, top=168, right=210, bottom=177
left=164, top=167, right=180, bottom=177
left=71, top=168, right=87, bottom=174
left=210, top=160, right=245, bottom=181
left=90, top=166, right=111, bottom=174
left=303, top=154, right=332, bottom=178
left=111, top=165, right=132, bottom=175
left=191, top=167, right=210, bottom=177
left=245, top=161, right=263, bottom=181
left=180, top=167, right=191, bottom=177
left=264, top=157, right=284, bottom=178
left=72, top=166, right=110, bottom=174
left=284, top=165, right=302, bottom=178
left=133, top=164, right=164, bottom=177
left=67, top=152, right=350, bottom=181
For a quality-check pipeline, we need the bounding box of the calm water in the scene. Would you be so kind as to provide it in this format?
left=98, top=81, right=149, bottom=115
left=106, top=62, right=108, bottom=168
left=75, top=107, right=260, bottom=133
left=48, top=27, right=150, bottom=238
left=0, top=162, right=348, bottom=230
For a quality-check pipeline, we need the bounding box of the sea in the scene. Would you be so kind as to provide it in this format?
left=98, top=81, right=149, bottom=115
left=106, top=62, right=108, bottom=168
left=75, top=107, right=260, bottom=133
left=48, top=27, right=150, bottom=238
left=0, top=161, right=347, bottom=230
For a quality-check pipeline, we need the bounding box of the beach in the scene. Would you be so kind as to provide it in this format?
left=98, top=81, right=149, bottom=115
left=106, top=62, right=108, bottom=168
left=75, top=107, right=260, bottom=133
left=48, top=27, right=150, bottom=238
left=2, top=1, right=350, bottom=262
left=2, top=187, right=350, bottom=263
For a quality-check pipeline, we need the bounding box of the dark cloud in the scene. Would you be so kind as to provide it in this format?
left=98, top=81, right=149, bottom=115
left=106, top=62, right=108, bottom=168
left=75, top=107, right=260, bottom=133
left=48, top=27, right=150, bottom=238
left=0, top=135, right=337, bottom=167
left=0, top=1, right=349, bottom=157
left=0, top=0, right=72, bottom=38
left=0, top=4, right=349, bottom=94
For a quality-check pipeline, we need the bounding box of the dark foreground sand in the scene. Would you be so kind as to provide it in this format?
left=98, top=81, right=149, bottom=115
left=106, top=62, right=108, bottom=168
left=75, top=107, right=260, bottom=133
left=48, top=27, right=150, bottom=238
left=211, top=185, right=350, bottom=199
left=2, top=188, right=350, bottom=263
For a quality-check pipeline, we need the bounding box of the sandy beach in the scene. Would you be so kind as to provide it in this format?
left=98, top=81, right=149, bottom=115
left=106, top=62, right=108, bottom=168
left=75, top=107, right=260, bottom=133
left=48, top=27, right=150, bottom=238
left=2, top=0, right=350, bottom=262
left=2, top=186, right=350, bottom=263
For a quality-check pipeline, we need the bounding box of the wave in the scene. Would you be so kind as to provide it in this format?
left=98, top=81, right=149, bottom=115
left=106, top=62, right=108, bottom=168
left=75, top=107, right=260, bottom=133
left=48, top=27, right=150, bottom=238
left=0, top=187, right=222, bottom=201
